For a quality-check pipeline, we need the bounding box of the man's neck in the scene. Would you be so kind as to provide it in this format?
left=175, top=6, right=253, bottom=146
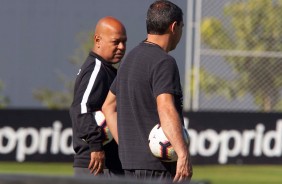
left=146, top=34, right=170, bottom=53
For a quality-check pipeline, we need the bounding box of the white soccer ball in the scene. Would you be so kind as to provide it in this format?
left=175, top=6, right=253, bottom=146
left=148, top=123, right=189, bottom=162
left=93, top=111, right=113, bottom=145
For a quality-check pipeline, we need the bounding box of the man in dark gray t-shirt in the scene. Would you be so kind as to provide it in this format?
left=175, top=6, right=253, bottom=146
left=102, top=1, right=193, bottom=183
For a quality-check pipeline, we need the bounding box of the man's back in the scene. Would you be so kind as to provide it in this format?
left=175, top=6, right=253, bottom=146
left=103, top=1, right=192, bottom=181
left=112, top=42, right=183, bottom=170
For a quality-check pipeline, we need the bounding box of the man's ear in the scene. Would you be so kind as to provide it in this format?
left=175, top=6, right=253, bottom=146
left=170, top=21, right=178, bottom=34
left=94, top=34, right=101, bottom=47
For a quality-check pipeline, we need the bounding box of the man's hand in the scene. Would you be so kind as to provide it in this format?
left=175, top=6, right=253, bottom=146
left=173, top=154, right=193, bottom=183
left=88, top=151, right=105, bottom=175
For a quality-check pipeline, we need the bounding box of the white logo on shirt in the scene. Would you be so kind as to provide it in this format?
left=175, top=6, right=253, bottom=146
left=77, top=69, right=81, bottom=75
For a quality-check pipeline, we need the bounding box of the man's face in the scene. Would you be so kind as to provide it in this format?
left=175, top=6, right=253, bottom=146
left=98, top=28, right=127, bottom=63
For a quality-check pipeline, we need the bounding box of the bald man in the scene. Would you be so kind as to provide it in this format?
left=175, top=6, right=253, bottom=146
left=69, top=16, right=127, bottom=177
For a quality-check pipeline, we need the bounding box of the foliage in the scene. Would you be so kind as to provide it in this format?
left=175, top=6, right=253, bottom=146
left=201, top=0, right=282, bottom=111
left=33, top=74, right=74, bottom=109
left=197, top=68, right=237, bottom=100
left=33, top=31, right=93, bottom=109
left=0, top=81, right=9, bottom=108
left=69, top=32, right=94, bottom=67
left=33, top=30, right=120, bottom=109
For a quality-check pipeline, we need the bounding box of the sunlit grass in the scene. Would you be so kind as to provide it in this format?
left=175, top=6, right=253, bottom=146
left=192, top=165, right=282, bottom=184
left=0, top=162, right=73, bottom=176
left=0, top=162, right=282, bottom=184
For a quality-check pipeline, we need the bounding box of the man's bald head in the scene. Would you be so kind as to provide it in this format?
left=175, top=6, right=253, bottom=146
left=95, top=16, right=126, bottom=36
left=93, top=16, right=127, bottom=63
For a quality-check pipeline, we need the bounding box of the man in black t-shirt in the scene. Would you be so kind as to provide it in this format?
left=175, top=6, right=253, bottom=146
left=69, top=16, right=127, bottom=177
left=102, top=1, right=192, bottom=183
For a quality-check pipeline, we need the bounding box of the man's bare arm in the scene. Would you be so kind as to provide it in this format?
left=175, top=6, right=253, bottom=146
left=102, top=91, right=118, bottom=144
left=156, top=93, right=193, bottom=182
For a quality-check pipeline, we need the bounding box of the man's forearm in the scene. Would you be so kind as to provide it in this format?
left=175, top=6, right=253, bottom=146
left=102, top=91, right=119, bottom=144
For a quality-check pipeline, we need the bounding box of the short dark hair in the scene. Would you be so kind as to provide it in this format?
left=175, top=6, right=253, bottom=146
left=146, top=0, right=183, bottom=35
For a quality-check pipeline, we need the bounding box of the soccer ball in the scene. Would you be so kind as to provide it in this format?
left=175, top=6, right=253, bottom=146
left=93, top=111, right=113, bottom=145
left=148, top=123, right=189, bottom=162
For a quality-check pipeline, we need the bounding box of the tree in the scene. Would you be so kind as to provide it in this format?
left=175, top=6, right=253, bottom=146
left=33, top=31, right=93, bottom=109
left=33, top=74, right=75, bottom=109
left=0, top=80, right=9, bottom=108
left=33, top=31, right=120, bottom=109
left=201, top=0, right=282, bottom=111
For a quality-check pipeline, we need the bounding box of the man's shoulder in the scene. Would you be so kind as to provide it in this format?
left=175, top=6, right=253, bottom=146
left=82, top=53, right=102, bottom=69
left=126, top=43, right=170, bottom=60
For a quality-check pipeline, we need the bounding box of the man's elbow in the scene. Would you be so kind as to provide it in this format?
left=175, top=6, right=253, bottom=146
left=101, top=103, right=108, bottom=114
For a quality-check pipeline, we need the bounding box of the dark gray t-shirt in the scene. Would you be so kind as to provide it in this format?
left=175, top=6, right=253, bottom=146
left=111, top=42, right=183, bottom=170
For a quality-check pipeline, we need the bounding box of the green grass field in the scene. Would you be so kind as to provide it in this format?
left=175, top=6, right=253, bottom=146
left=0, top=162, right=282, bottom=184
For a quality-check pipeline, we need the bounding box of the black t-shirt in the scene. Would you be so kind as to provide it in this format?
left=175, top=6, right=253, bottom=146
left=111, top=42, right=183, bottom=170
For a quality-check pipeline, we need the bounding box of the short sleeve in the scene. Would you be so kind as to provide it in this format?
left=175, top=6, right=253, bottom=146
left=151, top=58, right=182, bottom=98
left=110, top=77, right=117, bottom=95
